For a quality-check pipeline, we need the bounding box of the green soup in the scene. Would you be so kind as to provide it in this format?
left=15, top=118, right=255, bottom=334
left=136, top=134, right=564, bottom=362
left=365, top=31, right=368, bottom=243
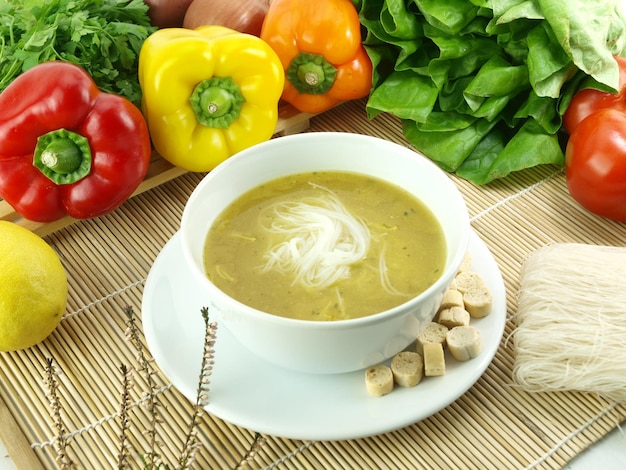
left=203, top=171, right=446, bottom=321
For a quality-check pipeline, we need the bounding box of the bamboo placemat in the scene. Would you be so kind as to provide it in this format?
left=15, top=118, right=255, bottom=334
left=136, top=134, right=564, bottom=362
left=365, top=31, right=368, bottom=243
left=1, top=99, right=625, bottom=469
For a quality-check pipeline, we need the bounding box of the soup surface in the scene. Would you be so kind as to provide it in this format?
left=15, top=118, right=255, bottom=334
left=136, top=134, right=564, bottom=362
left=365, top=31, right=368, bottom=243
left=203, top=171, right=446, bottom=321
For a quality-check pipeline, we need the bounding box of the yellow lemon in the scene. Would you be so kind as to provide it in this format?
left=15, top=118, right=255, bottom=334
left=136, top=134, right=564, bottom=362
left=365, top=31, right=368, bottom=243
left=0, top=221, right=68, bottom=352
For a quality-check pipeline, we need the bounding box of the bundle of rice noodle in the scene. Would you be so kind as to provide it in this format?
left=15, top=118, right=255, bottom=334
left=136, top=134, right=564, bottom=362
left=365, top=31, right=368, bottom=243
left=511, top=243, right=626, bottom=403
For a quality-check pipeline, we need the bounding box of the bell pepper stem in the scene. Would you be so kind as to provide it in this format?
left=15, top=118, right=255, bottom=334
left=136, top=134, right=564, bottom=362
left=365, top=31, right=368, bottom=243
left=287, top=52, right=337, bottom=95
left=189, top=76, right=246, bottom=128
left=33, top=129, right=92, bottom=185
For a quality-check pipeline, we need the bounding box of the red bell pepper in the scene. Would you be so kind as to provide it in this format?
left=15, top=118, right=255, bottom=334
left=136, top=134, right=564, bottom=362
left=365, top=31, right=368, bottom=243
left=0, top=61, right=152, bottom=222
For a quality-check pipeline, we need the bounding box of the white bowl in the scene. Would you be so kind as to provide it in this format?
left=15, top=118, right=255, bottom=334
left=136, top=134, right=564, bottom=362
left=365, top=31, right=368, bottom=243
left=180, top=132, right=469, bottom=374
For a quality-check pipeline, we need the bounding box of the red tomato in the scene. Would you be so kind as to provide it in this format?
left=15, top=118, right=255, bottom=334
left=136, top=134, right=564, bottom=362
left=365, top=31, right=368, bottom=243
left=563, top=56, right=626, bottom=135
left=565, top=108, right=626, bottom=222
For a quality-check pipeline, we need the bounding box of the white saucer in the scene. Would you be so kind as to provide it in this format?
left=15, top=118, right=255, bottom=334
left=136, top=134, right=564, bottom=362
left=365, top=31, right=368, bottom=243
left=142, top=230, right=506, bottom=441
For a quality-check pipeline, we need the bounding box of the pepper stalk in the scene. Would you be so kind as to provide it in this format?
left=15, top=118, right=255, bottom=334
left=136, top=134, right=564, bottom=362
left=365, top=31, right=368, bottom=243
left=287, top=52, right=338, bottom=95
left=189, top=76, right=246, bottom=128
left=33, top=129, right=92, bottom=185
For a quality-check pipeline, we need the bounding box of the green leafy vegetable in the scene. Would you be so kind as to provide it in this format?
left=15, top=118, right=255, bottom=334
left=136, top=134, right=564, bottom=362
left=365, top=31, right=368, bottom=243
left=0, top=0, right=156, bottom=106
left=357, top=0, right=626, bottom=184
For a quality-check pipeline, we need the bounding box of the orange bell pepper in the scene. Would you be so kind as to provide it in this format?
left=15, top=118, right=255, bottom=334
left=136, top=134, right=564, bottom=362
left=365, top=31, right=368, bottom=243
left=260, top=0, right=372, bottom=114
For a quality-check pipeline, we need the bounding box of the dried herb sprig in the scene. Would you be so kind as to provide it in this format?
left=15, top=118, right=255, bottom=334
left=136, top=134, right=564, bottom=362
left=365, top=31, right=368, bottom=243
left=117, top=364, right=133, bottom=469
left=177, top=306, right=218, bottom=470
left=235, top=432, right=267, bottom=470
left=124, top=305, right=163, bottom=469
left=43, top=304, right=265, bottom=468
left=43, top=358, right=75, bottom=470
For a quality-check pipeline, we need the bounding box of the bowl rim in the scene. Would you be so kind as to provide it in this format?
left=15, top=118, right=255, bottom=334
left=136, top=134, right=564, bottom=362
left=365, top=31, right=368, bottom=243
left=180, top=131, right=470, bottom=330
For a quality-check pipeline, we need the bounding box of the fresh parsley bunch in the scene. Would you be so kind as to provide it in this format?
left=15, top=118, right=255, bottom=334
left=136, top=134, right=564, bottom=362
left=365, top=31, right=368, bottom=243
left=0, top=0, right=156, bottom=107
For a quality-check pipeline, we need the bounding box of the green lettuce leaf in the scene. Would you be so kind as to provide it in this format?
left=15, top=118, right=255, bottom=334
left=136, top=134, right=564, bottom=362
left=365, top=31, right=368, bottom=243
left=358, top=0, right=626, bottom=184
left=456, top=119, right=563, bottom=183
left=538, top=0, right=626, bottom=91
left=366, top=70, right=439, bottom=121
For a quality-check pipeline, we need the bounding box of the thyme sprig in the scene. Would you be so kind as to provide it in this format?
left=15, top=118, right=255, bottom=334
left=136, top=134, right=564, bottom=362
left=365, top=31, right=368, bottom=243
left=117, top=364, right=133, bottom=469
left=177, top=307, right=217, bottom=469
left=236, top=432, right=267, bottom=470
left=43, top=358, right=75, bottom=470
left=124, top=305, right=162, bottom=468
left=44, top=305, right=265, bottom=468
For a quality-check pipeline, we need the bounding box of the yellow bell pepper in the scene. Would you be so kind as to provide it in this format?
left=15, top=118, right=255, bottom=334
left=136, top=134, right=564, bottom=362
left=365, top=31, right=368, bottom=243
left=138, top=26, right=285, bottom=172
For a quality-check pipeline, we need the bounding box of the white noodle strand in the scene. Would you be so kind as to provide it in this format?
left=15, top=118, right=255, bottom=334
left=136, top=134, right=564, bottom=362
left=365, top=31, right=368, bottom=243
left=259, top=186, right=370, bottom=289
left=378, top=243, right=413, bottom=296
left=511, top=243, right=626, bottom=403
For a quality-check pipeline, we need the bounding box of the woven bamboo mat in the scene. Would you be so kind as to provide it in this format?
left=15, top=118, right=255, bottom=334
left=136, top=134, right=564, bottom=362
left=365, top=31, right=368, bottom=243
left=1, top=99, right=625, bottom=469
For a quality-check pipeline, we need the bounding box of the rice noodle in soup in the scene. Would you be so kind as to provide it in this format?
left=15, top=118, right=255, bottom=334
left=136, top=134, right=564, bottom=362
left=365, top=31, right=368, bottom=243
left=203, top=171, right=446, bottom=321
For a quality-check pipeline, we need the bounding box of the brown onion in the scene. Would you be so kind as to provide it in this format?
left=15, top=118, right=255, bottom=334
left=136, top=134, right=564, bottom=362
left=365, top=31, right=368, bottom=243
left=145, top=0, right=194, bottom=28
left=183, top=0, right=270, bottom=37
